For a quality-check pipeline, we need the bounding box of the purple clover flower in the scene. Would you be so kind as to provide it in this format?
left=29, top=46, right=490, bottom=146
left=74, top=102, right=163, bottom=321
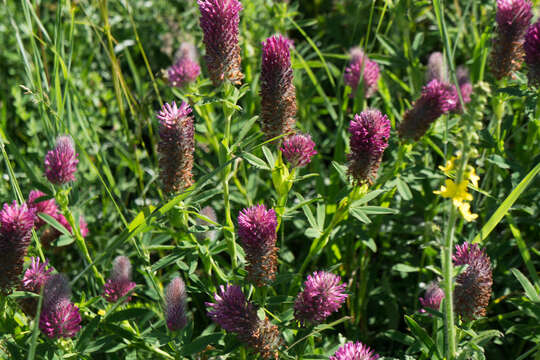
left=260, top=35, right=296, bottom=139
left=398, top=79, right=457, bottom=140
left=198, top=0, right=244, bottom=85
left=207, top=285, right=281, bottom=359
left=491, top=0, right=533, bottom=79
left=347, top=109, right=391, bottom=185
left=27, top=190, right=58, bottom=229
left=330, top=341, right=380, bottom=360
left=456, top=66, right=473, bottom=105
left=156, top=101, right=195, bottom=193
left=0, top=201, right=35, bottom=293
left=344, top=47, right=380, bottom=98
left=280, top=133, right=317, bottom=168
left=419, top=282, right=444, bottom=314
left=237, top=205, right=278, bottom=287
left=294, top=271, right=348, bottom=325
left=22, top=257, right=53, bottom=294
left=524, top=20, right=540, bottom=86
left=453, top=242, right=493, bottom=320
left=168, top=42, right=201, bottom=87
left=103, top=256, right=136, bottom=303
left=39, top=274, right=81, bottom=339
left=426, top=52, right=447, bottom=83
left=165, top=277, right=188, bottom=331
left=44, top=135, right=79, bottom=185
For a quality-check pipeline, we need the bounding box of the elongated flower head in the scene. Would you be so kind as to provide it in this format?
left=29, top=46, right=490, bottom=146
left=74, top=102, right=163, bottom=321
left=157, top=101, right=195, bottom=193
left=103, top=256, right=136, bottom=303
left=196, top=206, right=218, bottom=241
left=207, top=285, right=281, bottom=359
left=260, top=35, right=296, bottom=139
left=456, top=66, right=473, bottom=105
left=347, top=110, right=391, bottom=185
left=280, top=133, right=317, bottom=168
left=39, top=273, right=81, bottom=338
left=398, top=79, right=457, bottom=140
left=0, top=201, right=35, bottom=293
left=22, top=257, right=53, bottom=293
left=165, top=277, right=188, bottom=331
left=344, top=47, right=379, bottom=98
left=27, top=190, right=58, bottom=229
left=168, top=43, right=201, bottom=87
left=44, top=135, right=79, bottom=185
left=524, top=20, right=540, bottom=86
left=491, top=0, right=533, bottom=79
left=198, top=0, right=244, bottom=85
left=330, top=341, right=380, bottom=360
left=294, top=271, right=348, bottom=325
left=419, top=282, right=444, bottom=313
left=453, top=242, right=493, bottom=320
left=426, top=52, right=447, bottom=83
left=237, top=205, right=278, bottom=286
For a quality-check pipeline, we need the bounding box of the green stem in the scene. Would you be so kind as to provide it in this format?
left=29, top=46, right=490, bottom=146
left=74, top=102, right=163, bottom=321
left=442, top=205, right=457, bottom=358
left=222, top=101, right=237, bottom=269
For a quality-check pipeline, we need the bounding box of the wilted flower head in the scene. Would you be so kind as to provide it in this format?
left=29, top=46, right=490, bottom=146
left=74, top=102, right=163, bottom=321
left=398, top=79, right=457, bottom=140
left=260, top=35, right=296, bottom=139
left=344, top=47, right=380, bottom=98
left=280, top=133, right=317, bottom=168
left=491, top=0, right=533, bottom=79
left=294, top=271, right=348, bottom=325
left=168, top=42, right=201, bottom=87
left=22, top=257, right=53, bottom=293
left=198, top=0, right=244, bottom=85
left=39, top=273, right=81, bottom=339
left=419, top=282, right=444, bottom=313
left=453, top=242, right=493, bottom=320
left=524, top=20, right=540, bottom=86
left=156, top=101, right=195, bottom=193
left=44, top=135, right=79, bottom=185
left=207, top=285, right=281, bottom=359
left=347, top=109, right=391, bottom=185
left=165, top=277, right=188, bottom=331
left=330, top=341, right=380, bottom=360
left=196, top=206, right=218, bottom=241
left=426, top=52, right=447, bottom=83
left=103, top=256, right=136, bottom=303
left=237, top=205, right=278, bottom=286
left=0, top=201, right=35, bottom=293
left=27, top=190, right=58, bottom=229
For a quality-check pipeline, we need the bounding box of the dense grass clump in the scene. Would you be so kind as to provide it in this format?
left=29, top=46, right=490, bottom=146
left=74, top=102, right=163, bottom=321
left=1, top=0, right=539, bottom=359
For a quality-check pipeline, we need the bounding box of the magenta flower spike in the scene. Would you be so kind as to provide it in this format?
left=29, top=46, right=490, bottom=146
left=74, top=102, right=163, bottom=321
left=39, top=274, right=81, bottom=339
left=280, top=133, right=317, bottom=168
left=22, top=257, right=53, bottom=294
left=0, top=201, right=35, bottom=293
left=165, top=277, right=188, bottom=331
left=103, top=256, right=136, bottom=303
left=330, top=341, right=380, bottom=360
left=260, top=35, right=296, bottom=140
left=524, top=20, right=540, bottom=86
left=347, top=109, right=391, bottom=185
left=491, top=0, right=533, bottom=79
left=398, top=79, right=457, bottom=140
left=294, top=271, right=348, bottom=325
left=27, top=190, right=59, bottom=229
left=207, top=285, right=281, bottom=359
left=344, top=47, right=380, bottom=98
left=168, top=42, right=201, bottom=87
left=156, top=101, right=195, bottom=193
left=198, top=0, right=244, bottom=85
left=419, top=282, right=445, bottom=313
left=237, top=205, right=278, bottom=287
left=44, top=135, right=79, bottom=185
left=453, top=242, right=493, bottom=320
left=426, top=52, right=447, bottom=83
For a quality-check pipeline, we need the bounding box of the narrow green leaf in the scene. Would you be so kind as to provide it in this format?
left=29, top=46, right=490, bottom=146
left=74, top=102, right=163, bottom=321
left=511, top=268, right=540, bottom=302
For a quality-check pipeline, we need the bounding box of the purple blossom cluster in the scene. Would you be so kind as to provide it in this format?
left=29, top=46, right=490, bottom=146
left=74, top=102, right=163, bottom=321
left=330, top=341, right=380, bottom=360
left=419, top=282, right=444, bottom=313
left=524, top=20, right=540, bottom=85
left=280, top=133, right=317, bottom=168
left=344, top=47, right=380, bottom=98
left=165, top=277, right=188, bottom=331
left=347, top=109, right=391, bottom=185
left=44, top=135, right=79, bottom=185
left=103, top=256, right=136, bottom=303
left=168, top=42, right=201, bottom=88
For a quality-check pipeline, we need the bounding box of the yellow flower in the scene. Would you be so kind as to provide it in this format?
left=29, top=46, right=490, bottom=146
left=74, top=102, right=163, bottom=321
left=466, top=166, right=480, bottom=188
left=434, top=179, right=473, bottom=203
left=439, top=156, right=457, bottom=173
left=455, top=201, right=478, bottom=222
